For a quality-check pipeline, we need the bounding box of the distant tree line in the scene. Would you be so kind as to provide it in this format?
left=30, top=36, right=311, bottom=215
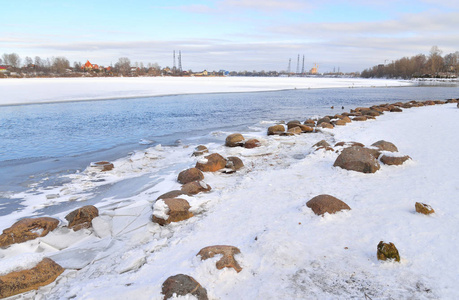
left=0, top=53, right=163, bottom=78
left=361, top=46, right=459, bottom=79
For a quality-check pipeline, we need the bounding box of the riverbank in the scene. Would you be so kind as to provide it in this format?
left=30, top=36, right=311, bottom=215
left=0, top=77, right=412, bottom=106
left=1, top=98, right=458, bottom=299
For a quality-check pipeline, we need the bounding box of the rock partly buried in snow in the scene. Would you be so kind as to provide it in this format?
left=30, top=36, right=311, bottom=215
left=377, top=241, right=400, bottom=262
left=0, top=217, right=59, bottom=248
left=334, top=146, right=381, bottom=173
left=371, top=140, right=398, bottom=152
left=380, top=155, right=411, bottom=166
left=65, top=205, right=99, bottom=231
left=306, top=194, right=351, bottom=216
left=195, top=153, right=227, bottom=172
left=244, top=138, right=261, bottom=149
left=197, top=245, right=243, bottom=273
left=267, top=124, right=285, bottom=135
left=304, top=119, right=315, bottom=126
left=192, top=145, right=209, bottom=156
left=415, top=202, right=435, bottom=215
left=313, top=140, right=331, bottom=148
left=225, top=133, right=245, bottom=147
left=152, top=198, right=193, bottom=226
left=319, top=122, right=334, bottom=129
left=0, top=258, right=64, bottom=299
left=157, top=190, right=190, bottom=200
left=91, top=161, right=114, bottom=172
left=177, top=168, right=204, bottom=184
left=352, top=116, right=367, bottom=121
left=298, top=124, right=314, bottom=133
left=181, top=181, right=211, bottom=195
left=161, top=274, right=208, bottom=300
left=226, top=156, right=244, bottom=171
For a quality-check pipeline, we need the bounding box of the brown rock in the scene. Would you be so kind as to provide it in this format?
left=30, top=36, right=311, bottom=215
left=287, top=126, right=302, bottom=134
left=181, top=181, right=211, bottom=195
left=298, top=124, right=314, bottom=133
left=313, top=140, right=330, bottom=148
left=334, top=146, right=381, bottom=173
left=177, top=168, right=204, bottom=184
left=287, top=120, right=301, bottom=129
left=196, top=153, right=227, bottom=172
left=92, top=161, right=114, bottom=171
left=306, top=194, right=351, bottom=216
left=267, top=124, right=285, bottom=135
left=317, top=117, right=331, bottom=125
left=226, top=156, right=244, bottom=171
left=341, top=116, right=351, bottom=123
left=377, top=241, right=400, bottom=262
left=380, top=155, right=411, bottom=165
left=0, top=217, right=59, bottom=248
left=157, top=190, right=190, bottom=200
left=304, top=119, right=315, bottom=126
left=352, top=116, right=367, bottom=121
left=334, top=119, right=347, bottom=126
left=365, top=148, right=381, bottom=159
left=244, top=138, right=261, bottom=149
left=315, top=146, right=334, bottom=152
left=192, top=145, right=209, bottom=156
left=65, top=205, right=99, bottom=231
left=335, top=142, right=346, bottom=147
left=361, top=109, right=381, bottom=117
left=415, top=202, right=435, bottom=215
left=152, top=198, right=193, bottom=225
left=162, top=274, right=208, bottom=300
left=371, top=140, right=398, bottom=152
left=225, top=133, right=245, bottom=147
left=319, top=122, right=334, bottom=129
left=390, top=107, right=403, bottom=112
left=0, top=258, right=64, bottom=298
left=197, top=245, right=242, bottom=273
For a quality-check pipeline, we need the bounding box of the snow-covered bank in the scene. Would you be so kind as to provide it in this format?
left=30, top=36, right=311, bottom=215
left=1, top=101, right=458, bottom=299
left=0, top=77, right=412, bottom=106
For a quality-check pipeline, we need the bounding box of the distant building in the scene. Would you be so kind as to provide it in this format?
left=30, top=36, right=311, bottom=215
left=310, top=63, right=319, bottom=74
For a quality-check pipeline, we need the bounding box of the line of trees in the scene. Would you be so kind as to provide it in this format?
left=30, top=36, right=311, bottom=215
left=361, top=46, right=459, bottom=79
left=0, top=53, right=163, bottom=78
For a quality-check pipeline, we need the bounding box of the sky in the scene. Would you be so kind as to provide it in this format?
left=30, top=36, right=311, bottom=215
left=1, top=0, right=458, bottom=73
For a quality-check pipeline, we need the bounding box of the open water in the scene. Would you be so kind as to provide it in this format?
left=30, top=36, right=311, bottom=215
left=0, top=85, right=458, bottom=201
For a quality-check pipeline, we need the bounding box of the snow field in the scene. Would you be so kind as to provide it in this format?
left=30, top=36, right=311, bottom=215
left=0, top=102, right=458, bottom=299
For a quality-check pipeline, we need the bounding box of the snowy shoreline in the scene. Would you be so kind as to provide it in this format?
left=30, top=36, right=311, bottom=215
left=0, top=77, right=412, bottom=106
left=1, top=95, right=458, bottom=299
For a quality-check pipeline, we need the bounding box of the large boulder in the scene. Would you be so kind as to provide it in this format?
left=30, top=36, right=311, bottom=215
left=267, top=124, right=285, bottom=135
left=195, top=153, right=227, bottom=172
left=197, top=245, right=242, bottom=273
left=152, top=198, right=193, bottom=226
left=306, top=194, right=351, bottom=216
left=226, top=156, right=244, bottom=171
left=371, top=140, right=398, bottom=152
left=319, top=122, right=334, bottom=129
left=377, top=241, right=400, bottom=262
left=0, top=258, right=64, bottom=298
left=0, top=217, right=59, bottom=248
left=225, top=133, right=245, bottom=147
left=244, top=138, right=261, bottom=149
left=287, top=126, right=302, bottom=134
left=287, top=120, right=301, bottom=129
left=352, top=116, right=367, bottom=121
left=177, top=168, right=204, bottom=184
left=162, top=274, right=208, bottom=300
left=380, top=155, right=411, bottom=166
left=181, top=181, right=211, bottom=195
left=65, top=205, right=99, bottom=231
left=298, top=124, right=314, bottom=133
left=334, top=146, right=381, bottom=173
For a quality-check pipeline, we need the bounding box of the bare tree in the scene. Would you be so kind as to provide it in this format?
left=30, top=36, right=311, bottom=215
left=24, top=56, right=33, bottom=67
left=2, top=53, right=21, bottom=68
left=115, top=57, right=131, bottom=76
left=427, top=46, right=444, bottom=76
left=51, top=56, right=70, bottom=74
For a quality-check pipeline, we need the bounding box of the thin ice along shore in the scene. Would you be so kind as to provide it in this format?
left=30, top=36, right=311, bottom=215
left=0, top=93, right=458, bottom=299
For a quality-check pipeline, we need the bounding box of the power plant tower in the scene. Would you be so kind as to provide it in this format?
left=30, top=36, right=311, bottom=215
left=296, top=54, right=300, bottom=74
left=287, top=58, right=291, bottom=74
left=301, top=55, right=305, bottom=75
left=173, top=50, right=176, bottom=74
left=178, top=51, right=182, bottom=73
